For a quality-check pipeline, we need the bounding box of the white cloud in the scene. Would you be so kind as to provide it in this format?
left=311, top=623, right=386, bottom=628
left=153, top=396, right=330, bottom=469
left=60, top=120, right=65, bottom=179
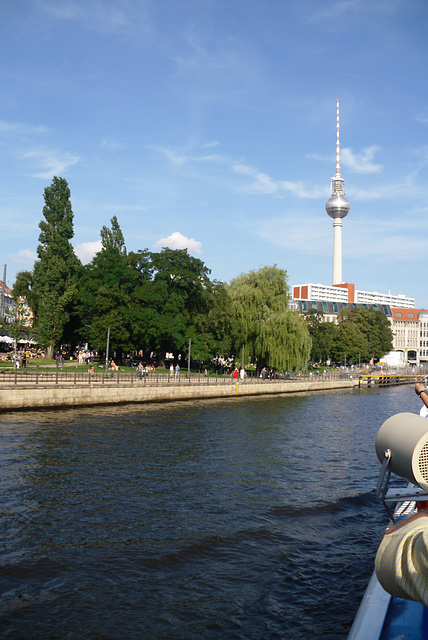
left=100, top=138, right=126, bottom=150
left=246, top=212, right=329, bottom=255
left=154, top=231, right=202, bottom=255
left=233, top=163, right=278, bottom=194
left=0, top=120, right=48, bottom=135
left=242, top=172, right=278, bottom=194
left=74, top=240, right=102, bottom=264
left=281, top=181, right=328, bottom=199
left=341, top=146, right=382, bottom=174
left=36, top=0, right=131, bottom=33
left=416, top=111, right=428, bottom=124
left=8, top=249, right=37, bottom=265
left=22, top=149, right=80, bottom=179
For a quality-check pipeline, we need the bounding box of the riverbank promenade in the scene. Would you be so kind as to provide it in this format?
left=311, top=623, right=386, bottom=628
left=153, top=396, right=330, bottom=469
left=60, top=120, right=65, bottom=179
left=0, top=370, right=359, bottom=411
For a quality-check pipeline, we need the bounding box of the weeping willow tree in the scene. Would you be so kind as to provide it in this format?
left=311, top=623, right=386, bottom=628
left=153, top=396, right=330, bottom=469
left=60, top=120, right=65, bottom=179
left=228, top=265, right=311, bottom=371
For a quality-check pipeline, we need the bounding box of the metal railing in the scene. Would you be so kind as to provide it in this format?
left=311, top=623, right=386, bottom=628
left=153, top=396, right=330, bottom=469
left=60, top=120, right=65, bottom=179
left=0, top=366, right=355, bottom=387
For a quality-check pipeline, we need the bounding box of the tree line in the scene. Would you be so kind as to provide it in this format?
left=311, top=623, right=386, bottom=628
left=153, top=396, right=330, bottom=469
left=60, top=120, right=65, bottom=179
left=10, top=177, right=393, bottom=370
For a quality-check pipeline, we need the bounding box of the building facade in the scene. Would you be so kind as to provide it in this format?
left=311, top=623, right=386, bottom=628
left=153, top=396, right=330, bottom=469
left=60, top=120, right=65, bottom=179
left=292, top=282, right=415, bottom=309
left=292, top=298, right=428, bottom=366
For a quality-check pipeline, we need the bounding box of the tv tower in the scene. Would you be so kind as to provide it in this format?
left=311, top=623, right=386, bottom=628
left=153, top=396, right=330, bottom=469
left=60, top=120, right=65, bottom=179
left=326, top=100, right=350, bottom=285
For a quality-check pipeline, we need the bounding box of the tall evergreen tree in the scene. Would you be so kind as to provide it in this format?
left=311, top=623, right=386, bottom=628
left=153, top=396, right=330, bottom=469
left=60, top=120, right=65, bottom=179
left=31, top=177, right=80, bottom=358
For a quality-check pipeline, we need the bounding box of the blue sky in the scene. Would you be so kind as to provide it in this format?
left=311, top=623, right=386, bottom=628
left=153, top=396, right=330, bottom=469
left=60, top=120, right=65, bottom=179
left=2, top=0, right=428, bottom=306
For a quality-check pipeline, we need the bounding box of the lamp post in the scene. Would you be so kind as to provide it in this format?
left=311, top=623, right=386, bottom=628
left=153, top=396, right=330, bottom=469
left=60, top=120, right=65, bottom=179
left=105, top=327, right=110, bottom=374
left=188, top=338, right=191, bottom=379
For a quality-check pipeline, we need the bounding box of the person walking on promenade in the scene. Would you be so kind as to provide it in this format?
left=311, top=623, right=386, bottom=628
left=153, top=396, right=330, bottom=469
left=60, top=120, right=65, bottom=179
left=232, top=367, right=239, bottom=380
left=137, top=362, right=144, bottom=380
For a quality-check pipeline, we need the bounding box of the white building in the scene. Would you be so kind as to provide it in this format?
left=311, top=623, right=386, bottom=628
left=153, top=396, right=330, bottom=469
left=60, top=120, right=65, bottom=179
left=292, top=282, right=415, bottom=309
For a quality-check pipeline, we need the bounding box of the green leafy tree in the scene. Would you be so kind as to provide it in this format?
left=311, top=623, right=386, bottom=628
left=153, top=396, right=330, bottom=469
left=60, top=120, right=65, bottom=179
left=332, top=318, right=368, bottom=364
left=189, top=281, right=234, bottom=364
left=78, top=216, right=139, bottom=357
left=331, top=307, right=393, bottom=364
left=304, top=309, right=338, bottom=362
left=28, top=177, right=80, bottom=358
left=350, top=307, right=393, bottom=360
left=13, top=271, right=37, bottom=317
left=131, top=247, right=214, bottom=362
left=228, top=265, right=311, bottom=371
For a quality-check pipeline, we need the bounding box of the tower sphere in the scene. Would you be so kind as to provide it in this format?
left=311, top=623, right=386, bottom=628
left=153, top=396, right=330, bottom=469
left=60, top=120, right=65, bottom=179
left=326, top=191, right=350, bottom=219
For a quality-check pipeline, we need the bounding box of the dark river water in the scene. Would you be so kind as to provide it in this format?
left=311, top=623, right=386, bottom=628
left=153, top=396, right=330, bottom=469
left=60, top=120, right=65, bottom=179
left=0, top=385, right=421, bottom=639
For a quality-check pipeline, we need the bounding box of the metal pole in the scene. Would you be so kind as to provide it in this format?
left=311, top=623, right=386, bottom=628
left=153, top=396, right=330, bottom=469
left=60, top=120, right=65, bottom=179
left=0, top=264, right=6, bottom=322
left=188, top=338, right=191, bottom=379
left=105, top=327, right=110, bottom=374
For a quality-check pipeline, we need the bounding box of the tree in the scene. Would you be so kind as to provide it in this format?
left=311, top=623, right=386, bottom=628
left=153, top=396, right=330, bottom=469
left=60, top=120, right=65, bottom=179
left=332, top=318, right=368, bottom=364
left=131, top=247, right=214, bottom=362
left=228, top=265, right=311, bottom=371
left=30, top=177, right=80, bottom=358
left=304, top=309, right=338, bottom=362
left=78, top=216, right=139, bottom=357
left=189, top=281, right=235, bottom=364
left=332, top=307, right=393, bottom=364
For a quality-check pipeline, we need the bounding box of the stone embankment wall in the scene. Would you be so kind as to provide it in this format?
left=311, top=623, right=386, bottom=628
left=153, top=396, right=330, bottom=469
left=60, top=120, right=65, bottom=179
left=0, top=378, right=358, bottom=411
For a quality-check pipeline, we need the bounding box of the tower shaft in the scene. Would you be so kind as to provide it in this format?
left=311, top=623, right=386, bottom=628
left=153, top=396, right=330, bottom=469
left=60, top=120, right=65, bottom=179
left=332, top=219, right=343, bottom=285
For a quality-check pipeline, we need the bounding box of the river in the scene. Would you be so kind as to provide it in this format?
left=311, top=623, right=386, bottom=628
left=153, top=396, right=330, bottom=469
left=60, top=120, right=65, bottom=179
left=0, top=385, right=421, bottom=639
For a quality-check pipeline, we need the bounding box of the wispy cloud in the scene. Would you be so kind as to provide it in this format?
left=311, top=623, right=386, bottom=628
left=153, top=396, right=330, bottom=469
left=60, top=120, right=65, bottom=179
left=233, top=164, right=278, bottom=194
left=415, top=111, right=428, bottom=124
left=157, top=145, right=226, bottom=167
left=8, top=249, right=37, bottom=265
left=35, top=0, right=132, bottom=33
left=0, top=120, right=48, bottom=135
left=281, top=181, right=328, bottom=199
left=157, top=142, right=391, bottom=202
left=246, top=212, right=329, bottom=255
left=22, top=149, right=80, bottom=178
left=100, top=138, right=126, bottom=150
left=341, top=146, right=382, bottom=174
left=309, top=0, right=400, bottom=22
left=154, top=231, right=202, bottom=255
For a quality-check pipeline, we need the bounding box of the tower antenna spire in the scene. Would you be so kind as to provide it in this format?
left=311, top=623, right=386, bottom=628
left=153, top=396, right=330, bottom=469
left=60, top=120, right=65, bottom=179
left=336, top=99, right=340, bottom=176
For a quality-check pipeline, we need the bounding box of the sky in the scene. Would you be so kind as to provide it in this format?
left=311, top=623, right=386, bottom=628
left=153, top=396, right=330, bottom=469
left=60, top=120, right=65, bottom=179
left=2, top=0, right=428, bottom=306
